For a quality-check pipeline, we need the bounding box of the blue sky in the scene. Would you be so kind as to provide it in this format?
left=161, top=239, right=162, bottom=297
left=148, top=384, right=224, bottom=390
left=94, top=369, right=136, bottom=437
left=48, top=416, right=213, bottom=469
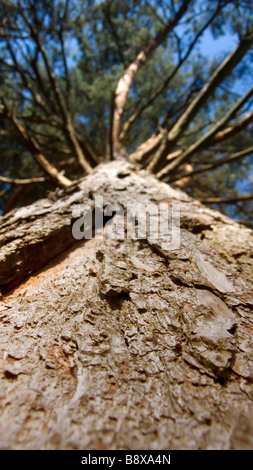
left=198, top=29, right=252, bottom=96
left=198, top=29, right=237, bottom=57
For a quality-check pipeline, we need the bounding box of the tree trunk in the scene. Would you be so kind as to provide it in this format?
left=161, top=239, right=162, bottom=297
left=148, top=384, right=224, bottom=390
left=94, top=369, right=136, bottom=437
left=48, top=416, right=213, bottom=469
left=0, top=161, right=252, bottom=450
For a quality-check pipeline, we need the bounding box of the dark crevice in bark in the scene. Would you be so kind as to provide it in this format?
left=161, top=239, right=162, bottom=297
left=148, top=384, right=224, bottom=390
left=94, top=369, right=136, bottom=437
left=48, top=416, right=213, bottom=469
left=0, top=162, right=253, bottom=450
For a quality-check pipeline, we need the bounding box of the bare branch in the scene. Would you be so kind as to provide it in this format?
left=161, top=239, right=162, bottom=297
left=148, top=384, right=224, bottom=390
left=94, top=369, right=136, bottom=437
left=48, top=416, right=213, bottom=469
left=157, top=85, right=253, bottom=179
left=129, top=133, right=164, bottom=164
left=112, top=0, right=191, bottom=152
left=161, top=109, right=253, bottom=166
left=164, top=145, right=253, bottom=183
left=211, top=109, right=253, bottom=144
left=199, top=194, right=253, bottom=204
left=59, top=0, right=71, bottom=105
left=3, top=36, right=51, bottom=116
left=120, top=1, right=226, bottom=142
left=0, top=187, right=11, bottom=198
left=128, top=80, right=203, bottom=166
left=0, top=175, right=47, bottom=185
left=0, top=156, right=77, bottom=187
left=18, top=7, right=93, bottom=173
left=148, top=30, right=253, bottom=172
left=0, top=93, right=72, bottom=188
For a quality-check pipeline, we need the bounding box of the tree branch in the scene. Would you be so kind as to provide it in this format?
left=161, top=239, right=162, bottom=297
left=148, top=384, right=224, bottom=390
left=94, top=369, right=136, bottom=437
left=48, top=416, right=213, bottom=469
left=119, top=1, right=225, bottom=142
left=128, top=80, right=203, bottom=166
left=0, top=93, right=72, bottom=188
left=0, top=175, right=48, bottom=185
left=112, top=0, right=191, bottom=152
left=18, top=7, right=93, bottom=174
left=3, top=36, right=52, bottom=117
left=160, top=109, right=253, bottom=166
left=211, top=109, right=253, bottom=144
left=199, top=194, right=253, bottom=204
left=59, top=0, right=71, bottom=106
left=148, top=30, right=253, bottom=172
left=164, top=145, right=253, bottom=183
left=157, top=84, right=253, bottom=179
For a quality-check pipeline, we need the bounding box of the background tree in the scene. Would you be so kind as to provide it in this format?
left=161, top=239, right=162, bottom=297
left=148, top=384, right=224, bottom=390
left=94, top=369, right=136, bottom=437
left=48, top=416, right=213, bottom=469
left=0, top=0, right=252, bottom=223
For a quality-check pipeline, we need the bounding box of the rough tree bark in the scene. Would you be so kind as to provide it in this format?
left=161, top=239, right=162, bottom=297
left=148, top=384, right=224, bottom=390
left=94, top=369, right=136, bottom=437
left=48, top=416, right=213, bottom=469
left=0, top=161, right=252, bottom=450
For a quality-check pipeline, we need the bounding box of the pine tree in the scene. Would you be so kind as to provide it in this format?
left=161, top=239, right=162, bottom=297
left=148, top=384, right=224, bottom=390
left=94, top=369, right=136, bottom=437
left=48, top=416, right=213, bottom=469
left=0, top=0, right=252, bottom=222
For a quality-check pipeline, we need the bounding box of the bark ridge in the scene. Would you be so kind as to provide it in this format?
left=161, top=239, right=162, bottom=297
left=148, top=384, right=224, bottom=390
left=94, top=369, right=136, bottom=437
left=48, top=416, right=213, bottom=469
left=0, top=162, right=252, bottom=449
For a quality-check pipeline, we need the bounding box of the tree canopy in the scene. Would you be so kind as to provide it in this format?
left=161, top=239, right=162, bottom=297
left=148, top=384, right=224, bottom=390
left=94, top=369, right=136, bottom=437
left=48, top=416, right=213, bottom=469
left=0, top=0, right=252, bottom=223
